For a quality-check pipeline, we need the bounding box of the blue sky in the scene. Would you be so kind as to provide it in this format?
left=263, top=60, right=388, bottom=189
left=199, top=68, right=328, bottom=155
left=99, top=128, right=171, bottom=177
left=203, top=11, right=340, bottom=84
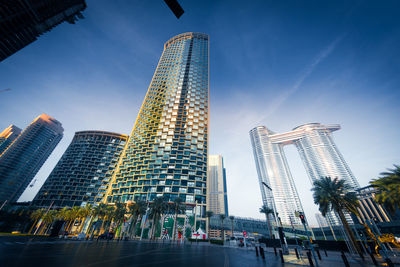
left=0, top=0, right=399, bottom=224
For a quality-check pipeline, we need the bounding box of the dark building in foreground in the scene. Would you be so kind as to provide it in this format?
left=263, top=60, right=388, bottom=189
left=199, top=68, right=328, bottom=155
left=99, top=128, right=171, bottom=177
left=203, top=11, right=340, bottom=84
left=0, top=0, right=87, bottom=61
left=34, top=131, right=128, bottom=208
left=0, top=125, right=22, bottom=155
left=0, top=114, right=63, bottom=203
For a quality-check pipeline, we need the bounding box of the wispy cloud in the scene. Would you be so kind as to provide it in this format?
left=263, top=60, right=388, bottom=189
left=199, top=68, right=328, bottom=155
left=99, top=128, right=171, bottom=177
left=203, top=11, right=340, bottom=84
left=259, top=34, right=346, bottom=122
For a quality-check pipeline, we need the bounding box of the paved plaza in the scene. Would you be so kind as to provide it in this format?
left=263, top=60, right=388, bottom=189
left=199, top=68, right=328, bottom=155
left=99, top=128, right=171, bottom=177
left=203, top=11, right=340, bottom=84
left=0, top=236, right=398, bottom=267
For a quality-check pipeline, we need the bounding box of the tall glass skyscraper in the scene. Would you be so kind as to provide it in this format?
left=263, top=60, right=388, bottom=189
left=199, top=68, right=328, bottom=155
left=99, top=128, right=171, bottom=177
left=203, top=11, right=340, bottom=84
left=34, top=131, right=128, bottom=208
left=0, top=125, right=22, bottom=155
left=250, top=123, right=359, bottom=225
left=0, top=0, right=86, bottom=61
left=208, top=155, right=229, bottom=216
left=105, top=32, right=209, bottom=218
left=250, top=126, right=304, bottom=225
left=0, top=114, right=63, bottom=203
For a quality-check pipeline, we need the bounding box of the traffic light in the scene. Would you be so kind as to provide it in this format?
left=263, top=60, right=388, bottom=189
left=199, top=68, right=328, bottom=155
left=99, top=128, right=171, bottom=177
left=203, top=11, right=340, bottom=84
left=299, top=213, right=306, bottom=224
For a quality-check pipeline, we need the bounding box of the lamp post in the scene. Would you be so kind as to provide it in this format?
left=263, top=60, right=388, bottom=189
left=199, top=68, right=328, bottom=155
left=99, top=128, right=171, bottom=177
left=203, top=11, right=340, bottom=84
left=262, top=181, right=288, bottom=254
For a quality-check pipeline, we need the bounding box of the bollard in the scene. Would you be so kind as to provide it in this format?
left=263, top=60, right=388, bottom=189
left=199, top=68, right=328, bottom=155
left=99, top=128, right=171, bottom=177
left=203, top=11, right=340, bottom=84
left=316, top=249, right=322, bottom=260
left=341, top=251, right=350, bottom=267
left=273, top=246, right=277, bottom=256
left=368, top=251, right=378, bottom=266
left=324, top=249, right=328, bottom=257
left=259, top=247, right=265, bottom=259
left=255, top=246, right=259, bottom=257
left=279, top=250, right=285, bottom=263
left=306, top=251, right=314, bottom=267
left=295, top=248, right=299, bottom=259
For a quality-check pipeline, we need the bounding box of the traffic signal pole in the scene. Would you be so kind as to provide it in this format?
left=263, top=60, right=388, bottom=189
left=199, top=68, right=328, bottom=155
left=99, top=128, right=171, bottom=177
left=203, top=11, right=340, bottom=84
left=299, top=212, right=319, bottom=267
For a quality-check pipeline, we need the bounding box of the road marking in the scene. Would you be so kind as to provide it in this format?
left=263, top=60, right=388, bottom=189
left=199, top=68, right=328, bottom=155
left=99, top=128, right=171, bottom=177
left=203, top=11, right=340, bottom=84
left=224, top=248, right=229, bottom=267
left=84, top=247, right=164, bottom=266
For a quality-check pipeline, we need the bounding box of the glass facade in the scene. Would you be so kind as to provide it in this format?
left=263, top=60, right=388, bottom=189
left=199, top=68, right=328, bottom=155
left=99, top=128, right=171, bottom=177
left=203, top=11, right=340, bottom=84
left=33, top=131, right=128, bottom=208
left=0, top=0, right=86, bottom=61
left=250, top=123, right=360, bottom=226
left=292, top=123, right=359, bottom=189
left=208, top=155, right=229, bottom=216
left=250, top=126, right=304, bottom=226
left=105, top=32, right=209, bottom=218
left=0, top=125, right=22, bottom=156
left=0, top=114, right=63, bottom=203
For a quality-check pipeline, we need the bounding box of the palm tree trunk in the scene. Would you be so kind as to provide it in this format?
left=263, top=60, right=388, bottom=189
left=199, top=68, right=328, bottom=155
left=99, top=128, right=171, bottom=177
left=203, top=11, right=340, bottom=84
left=66, top=220, right=73, bottom=232
left=207, top=217, right=210, bottom=241
left=266, top=215, right=273, bottom=238
left=100, top=218, right=106, bottom=234
left=131, top=216, right=139, bottom=238
left=337, top=210, right=362, bottom=256
left=150, top=218, right=155, bottom=240
left=39, top=222, right=48, bottom=235
left=78, top=217, right=85, bottom=233
left=172, top=213, right=178, bottom=241
left=28, top=219, right=38, bottom=234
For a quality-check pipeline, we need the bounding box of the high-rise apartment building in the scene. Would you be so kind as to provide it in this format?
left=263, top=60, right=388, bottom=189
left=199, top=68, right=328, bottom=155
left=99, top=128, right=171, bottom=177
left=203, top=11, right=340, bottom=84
left=208, top=155, right=228, bottom=216
left=250, top=123, right=359, bottom=226
left=33, top=131, right=128, bottom=208
left=0, top=0, right=86, bottom=61
left=0, top=114, right=63, bottom=203
left=250, top=126, right=304, bottom=226
left=105, top=33, right=209, bottom=219
left=0, top=125, right=22, bottom=155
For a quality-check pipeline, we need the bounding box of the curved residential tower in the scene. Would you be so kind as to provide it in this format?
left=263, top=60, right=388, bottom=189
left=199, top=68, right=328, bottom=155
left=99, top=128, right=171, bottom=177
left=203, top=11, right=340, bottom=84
left=250, top=123, right=359, bottom=226
left=105, top=33, right=209, bottom=219
left=34, top=131, right=128, bottom=208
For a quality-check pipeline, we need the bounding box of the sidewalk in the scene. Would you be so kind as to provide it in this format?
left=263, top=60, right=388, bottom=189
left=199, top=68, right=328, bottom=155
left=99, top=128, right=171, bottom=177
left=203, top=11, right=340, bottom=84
left=260, top=246, right=400, bottom=266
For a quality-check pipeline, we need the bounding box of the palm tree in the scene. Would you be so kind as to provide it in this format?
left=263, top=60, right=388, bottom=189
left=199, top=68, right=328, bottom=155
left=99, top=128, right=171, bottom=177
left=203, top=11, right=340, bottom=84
left=260, top=205, right=274, bottom=238
left=77, top=204, right=92, bottom=233
left=127, top=200, right=147, bottom=238
left=371, top=164, right=400, bottom=213
left=92, top=203, right=113, bottom=234
left=312, top=176, right=363, bottom=256
left=42, top=210, right=58, bottom=235
left=68, top=206, right=81, bottom=234
left=171, top=198, right=186, bottom=240
left=219, top=214, right=226, bottom=242
left=104, top=204, right=115, bottom=233
left=112, top=202, right=127, bottom=238
left=229, top=216, right=235, bottom=239
left=149, top=197, right=168, bottom=239
left=205, top=211, right=213, bottom=240
left=90, top=203, right=107, bottom=236
left=29, top=208, right=46, bottom=234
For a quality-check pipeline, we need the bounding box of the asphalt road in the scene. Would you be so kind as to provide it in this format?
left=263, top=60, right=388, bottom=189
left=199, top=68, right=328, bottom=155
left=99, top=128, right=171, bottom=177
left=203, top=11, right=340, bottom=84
left=0, top=236, right=279, bottom=267
left=0, top=236, right=394, bottom=267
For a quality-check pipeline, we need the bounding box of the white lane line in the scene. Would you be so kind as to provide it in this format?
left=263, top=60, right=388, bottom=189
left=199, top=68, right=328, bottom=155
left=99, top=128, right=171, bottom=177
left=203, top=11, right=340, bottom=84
left=224, top=249, right=229, bottom=267
left=84, top=248, right=164, bottom=267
